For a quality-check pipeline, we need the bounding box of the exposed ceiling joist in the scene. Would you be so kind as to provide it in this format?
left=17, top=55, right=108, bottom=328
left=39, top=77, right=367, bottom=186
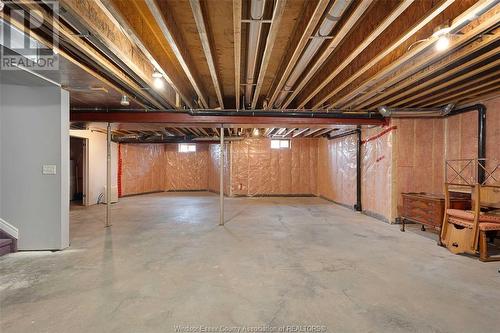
left=97, top=0, right=197, bottom=109
left=233, top=0, right=242, bottom=110
left=292, top=128, right=309, bottom=138
left=60, top=0, right=178, bottom=108
left=338, top=0, right=500, bottom=109
left=311, top=0, right=456, bottom=109
left=250, top=0, right=287, bottom=109
left=8, top=1, right=163, bottom=109
left=281, top=0, right=373, bottom=109
left=144, top=0, right=209, bottom=108
left=420, top=73, right=500, bottom=107
left=266, top=0, right=330, bottom=108
left=189, top=0, right=225, bottom=109
left=394, top=58, right=500, bottom=107
left=298, top=0, right=416, bottom=109
left=313, top=128, right=334, bottom=137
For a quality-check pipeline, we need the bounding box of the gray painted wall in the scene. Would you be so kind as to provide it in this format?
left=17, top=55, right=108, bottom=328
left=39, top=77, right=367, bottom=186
left=0, top=70, right=69, bottom=250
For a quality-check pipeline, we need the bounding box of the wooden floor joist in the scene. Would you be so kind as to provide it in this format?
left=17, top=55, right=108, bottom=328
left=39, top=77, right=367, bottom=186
left=189, top=0, right=225, bottom=109
left=280, top=0, right=373, bottom=109
left=310, top=0, right=456, bottom=110
left=144, top=0, right=209, bottom=108
left=266, top=0, right=330, bottom=108
left=250, top=0, right=287, bottom=109
left=344, top=1, right=500, bottom=109
left=297, top=0, right=416, bottom=109
left=349, top=30, right=499, bottom=110
left=393, top=58, right=500, bottom=107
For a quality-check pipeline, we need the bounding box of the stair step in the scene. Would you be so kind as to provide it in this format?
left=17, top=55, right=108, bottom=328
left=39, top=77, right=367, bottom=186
left=0, top=238, right=12, bottom=247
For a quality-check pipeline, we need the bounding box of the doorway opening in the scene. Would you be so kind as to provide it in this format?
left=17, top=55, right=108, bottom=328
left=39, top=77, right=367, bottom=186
left=70, top=137, right=88, bottom=206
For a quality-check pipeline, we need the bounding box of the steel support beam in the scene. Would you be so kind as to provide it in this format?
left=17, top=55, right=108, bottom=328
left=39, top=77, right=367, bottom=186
left=71, top=111, right=385, bottom=127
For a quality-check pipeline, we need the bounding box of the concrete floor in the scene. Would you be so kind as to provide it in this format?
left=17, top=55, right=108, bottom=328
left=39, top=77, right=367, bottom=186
left=1, top=192, right=499, bottom=333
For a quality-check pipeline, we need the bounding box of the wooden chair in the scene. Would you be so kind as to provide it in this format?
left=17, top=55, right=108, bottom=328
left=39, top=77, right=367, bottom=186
left=440, top=184, right=500, bottom=261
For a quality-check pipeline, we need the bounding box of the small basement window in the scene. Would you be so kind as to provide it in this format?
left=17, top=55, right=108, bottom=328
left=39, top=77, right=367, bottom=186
left=178, top=143, right=196, bottom=153
left=271, top=139, right=290, bottom=149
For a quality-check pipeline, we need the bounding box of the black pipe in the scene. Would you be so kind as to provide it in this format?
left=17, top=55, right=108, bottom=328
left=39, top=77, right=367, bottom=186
left=71, top=108, right=384, bottom=120
left=446, top=104, right=486, bottom=183
left=355, top=127, right=362, bottom=212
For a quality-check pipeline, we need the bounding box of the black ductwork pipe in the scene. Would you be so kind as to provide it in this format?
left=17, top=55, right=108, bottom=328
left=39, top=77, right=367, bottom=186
left=355, top=126, right=362, bottom=212
left=71, top=108, right=384, bottom=120
left=445, top=104, right=486, bottom=183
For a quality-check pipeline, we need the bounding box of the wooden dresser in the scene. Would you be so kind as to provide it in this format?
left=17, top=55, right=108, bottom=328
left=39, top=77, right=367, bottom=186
left=401, top=192, right=471, bottom=232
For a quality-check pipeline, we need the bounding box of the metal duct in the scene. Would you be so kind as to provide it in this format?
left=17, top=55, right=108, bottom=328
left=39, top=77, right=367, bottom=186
left=274, top=0, right=351, bottom=107
left=245, top=0, right=267, bottom=106
left=377, top=104, right=455, bottom=117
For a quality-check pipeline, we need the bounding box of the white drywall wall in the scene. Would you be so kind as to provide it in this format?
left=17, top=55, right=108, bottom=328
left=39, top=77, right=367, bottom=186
left=0, top=70, right=69, bottom=250
left=69, top=129, right=118, bottom=205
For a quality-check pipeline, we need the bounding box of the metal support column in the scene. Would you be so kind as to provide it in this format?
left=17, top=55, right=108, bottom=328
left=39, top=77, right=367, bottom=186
left=355, top=126, right=362, bottom=212
left=219, top=126, right=224, bottom=226
left=106, top=122, right=112, bottom=227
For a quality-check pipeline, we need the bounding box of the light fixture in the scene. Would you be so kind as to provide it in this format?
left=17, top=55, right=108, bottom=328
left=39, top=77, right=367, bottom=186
left=153, top=77, right=164, bottom=89
left=152, top=69, right=162, bottom=78
left=432, top=23, right=452, bottom=52
left=433, top=24, right=452, bottom=37
left=435, top=35, right=450, bottom=51
left=120, top=95, right=130, bottom=106
left=252, top=128, right=260, bottom=137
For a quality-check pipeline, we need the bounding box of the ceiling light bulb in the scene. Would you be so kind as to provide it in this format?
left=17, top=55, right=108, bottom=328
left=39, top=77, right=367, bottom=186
left=120, top=95, right=130, bottom=106
left=152, top=69, right=162, bottom=78
left=153, top=77, right=164, bottom=89
left=252, top=128, right=260, bottom=137
left=435, top=35, right=450, bottom=51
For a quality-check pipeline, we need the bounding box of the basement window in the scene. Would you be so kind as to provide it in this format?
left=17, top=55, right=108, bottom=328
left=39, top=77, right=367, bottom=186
left=271, top=139, right=290, bottom=149
left=178, top=143, right=196, bottom=153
